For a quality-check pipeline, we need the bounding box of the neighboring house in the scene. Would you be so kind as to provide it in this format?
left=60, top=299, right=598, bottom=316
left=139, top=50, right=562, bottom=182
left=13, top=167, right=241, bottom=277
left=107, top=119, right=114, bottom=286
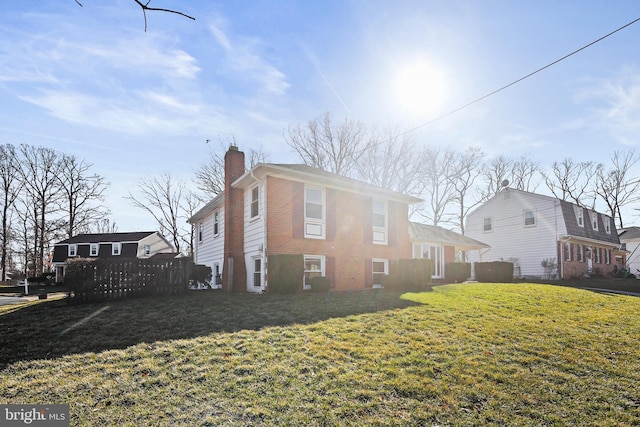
left=618, top=227, right=640, bottom=276
left=52, top=231, right=177, bottom=282
left=409, top=221, right=489, bottom=282
left=466, top=187, right=624, bottom=279
left=188, top=146, right=422, bottom=293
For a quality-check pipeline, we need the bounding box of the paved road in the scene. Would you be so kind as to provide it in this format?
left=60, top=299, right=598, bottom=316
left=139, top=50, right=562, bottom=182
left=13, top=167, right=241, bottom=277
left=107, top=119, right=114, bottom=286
left=0, top=293, right=66, bottom=306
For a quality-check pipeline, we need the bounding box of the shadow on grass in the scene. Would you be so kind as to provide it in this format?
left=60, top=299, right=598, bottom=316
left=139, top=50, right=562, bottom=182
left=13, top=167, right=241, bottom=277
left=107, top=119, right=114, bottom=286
left=0, top=289, right=425, bottom=369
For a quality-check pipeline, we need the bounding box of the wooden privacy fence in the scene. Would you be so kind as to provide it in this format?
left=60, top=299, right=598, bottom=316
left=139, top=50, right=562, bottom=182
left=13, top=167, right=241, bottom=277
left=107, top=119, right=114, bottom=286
left=65, top=258, right=191, bottom=303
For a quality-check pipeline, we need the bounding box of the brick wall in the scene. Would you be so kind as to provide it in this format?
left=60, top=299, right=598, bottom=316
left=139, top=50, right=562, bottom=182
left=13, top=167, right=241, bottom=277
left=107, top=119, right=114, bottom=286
left=560, top=242, right=618, bottom=279
left=223, top=146, right=246, bottom=291
left=266, top=176, right=412, bottom=290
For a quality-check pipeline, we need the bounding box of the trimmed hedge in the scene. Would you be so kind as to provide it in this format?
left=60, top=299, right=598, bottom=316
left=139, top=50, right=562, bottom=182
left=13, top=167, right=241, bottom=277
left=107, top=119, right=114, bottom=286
left=475, top=261, right=514, bottom=283
left=267, top=254, right=304, bottom=294
left=308, top=276, right=331, bottom=292
left=445, top=262, right=471, bottom=283
left=382, top=258, right=432, bottom=291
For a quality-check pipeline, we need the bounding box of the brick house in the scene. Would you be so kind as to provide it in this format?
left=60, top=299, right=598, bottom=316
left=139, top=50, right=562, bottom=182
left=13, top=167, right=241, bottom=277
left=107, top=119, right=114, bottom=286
left=466, top=187, right=625, bottom=279
left=188, top=146, right=422, bottom=292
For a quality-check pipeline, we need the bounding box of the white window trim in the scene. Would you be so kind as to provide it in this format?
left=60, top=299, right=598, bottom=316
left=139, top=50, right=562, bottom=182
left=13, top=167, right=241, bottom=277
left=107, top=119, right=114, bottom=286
left=591, top=212, right=598, bottom=231
left=252, top=256, right=262, bottom=288
left=250, top=185, right=260, bottom=220
left=413, top=243, right=444, bottom=279
left=483, top=217, right=492, bottom=232
left=603, top=215, right=611, bottom=234
left=303, top=255, right=325, bottom=290
left=68, top=244, right=77, bottom=257
left=577, top=244, right=584, bottom=263
left=213, top=210, right=220, bottom=236
left=575, top=208, right=584, bottom=228
left=90, top=243, right=99, bottom=257
left=198, top=221, right=203, bottom=242
left=372, top=200, right=388, bottom=245
left=304, top=186, right=326, bottom=240
left=144, top=244, right=151, bottom=256
left=372, top=258, right=388, bottom=289
left=112, top=242, right=121, bottom=256
left=523, top=209, right=536, bottom=227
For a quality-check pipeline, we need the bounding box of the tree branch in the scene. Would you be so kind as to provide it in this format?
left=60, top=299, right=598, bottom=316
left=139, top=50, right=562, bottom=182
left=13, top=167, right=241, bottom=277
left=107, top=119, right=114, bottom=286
left=133, top=0, right=195, bottom=32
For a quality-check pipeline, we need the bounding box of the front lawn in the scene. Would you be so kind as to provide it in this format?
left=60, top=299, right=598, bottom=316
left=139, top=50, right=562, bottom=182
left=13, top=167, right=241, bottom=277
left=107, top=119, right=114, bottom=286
left=1, top=284, right=639, bottom=426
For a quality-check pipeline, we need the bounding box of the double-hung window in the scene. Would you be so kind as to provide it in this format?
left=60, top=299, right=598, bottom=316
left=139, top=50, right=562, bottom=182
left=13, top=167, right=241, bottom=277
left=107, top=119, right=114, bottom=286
left=112, top=243, right=121, bottom=256
left=577, top=244, right=584, bottom=262
left=251, top=186, right=260, bottom=219
left=213, top=210, right=220, bottom=236
left=198, top=222, right=203, bottom=242
left=253, top=258, right=262, bottom=288
left=483, top=217, right=492, bottom=232
left=524, top=210, right=536, bottom=227
left=90, top=243, right=99, bottom=257
left=68, top=244, right=77, bottom=257
left=591, top=213, right=598, bottom=231
left=372, top=200, right=388, bottom=245
left=372, top=259, right=388, bottom=288
left=564, top=242, right=572, bottom=262
left=303, top=255, right=325, bottom=290
left=304, top=186, right=325, bottom=239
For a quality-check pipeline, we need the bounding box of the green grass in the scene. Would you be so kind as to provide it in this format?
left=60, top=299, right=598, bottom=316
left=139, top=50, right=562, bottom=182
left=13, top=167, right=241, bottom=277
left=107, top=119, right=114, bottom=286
left=1, top=284, right=640, bottom=426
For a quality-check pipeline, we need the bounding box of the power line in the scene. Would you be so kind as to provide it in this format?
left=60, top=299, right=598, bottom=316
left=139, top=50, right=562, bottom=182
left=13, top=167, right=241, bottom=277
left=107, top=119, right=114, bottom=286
left=406, top=15, right=640, bottom=134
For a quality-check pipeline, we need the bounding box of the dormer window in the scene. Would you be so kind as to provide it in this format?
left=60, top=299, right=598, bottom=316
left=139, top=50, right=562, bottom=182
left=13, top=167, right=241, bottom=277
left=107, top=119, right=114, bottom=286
left=603, top=216, right=611, bottom=234
left=591, top=212, right=598, bottom=231
left=575, top=207, right=584, bottom=227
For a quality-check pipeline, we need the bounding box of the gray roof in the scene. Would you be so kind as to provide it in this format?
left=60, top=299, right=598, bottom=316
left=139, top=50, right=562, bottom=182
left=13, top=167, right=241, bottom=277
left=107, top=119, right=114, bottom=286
left=57, top=232, right=158, bottom=245
left=408, top=222, right=489, bottom=250
left=619, top=227, right=640, bottom=241
left=559, top=201, right=620, bottom=245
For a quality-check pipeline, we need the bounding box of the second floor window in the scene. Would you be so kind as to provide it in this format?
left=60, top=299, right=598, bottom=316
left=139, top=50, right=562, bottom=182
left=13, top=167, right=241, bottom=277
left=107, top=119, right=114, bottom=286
left=304, top=186, right=325, bottom=239
left=483, top=217, right=492, bottom=232
left=198, top=222, right=203, bottom=242
left=112, top=243, right=121, bottom=256
left=68, top=244, right=77, bottom=257
left=144, top=244, right=151, bottom=256
left=524, top=210, right=536, bottom=226
left=213, top=210, right=219, bottom=235
left=372, top=200, right=388, bottom=245
left=90, top=243, right=99, bottom=256
left=251, top=186, right=259, bottom=218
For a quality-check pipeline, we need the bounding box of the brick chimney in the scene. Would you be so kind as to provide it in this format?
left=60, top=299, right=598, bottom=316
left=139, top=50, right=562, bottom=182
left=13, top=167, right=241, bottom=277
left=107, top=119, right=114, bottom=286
left=223, top=145, right=246, bottom=292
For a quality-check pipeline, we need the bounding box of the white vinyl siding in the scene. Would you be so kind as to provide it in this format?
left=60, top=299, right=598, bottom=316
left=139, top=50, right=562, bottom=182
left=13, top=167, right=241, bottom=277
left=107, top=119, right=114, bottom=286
left=193, top=206, right=225, bottom=272
left=466, top=189, right=566, bottom=279
left=244, top=183, right=266, bottom=292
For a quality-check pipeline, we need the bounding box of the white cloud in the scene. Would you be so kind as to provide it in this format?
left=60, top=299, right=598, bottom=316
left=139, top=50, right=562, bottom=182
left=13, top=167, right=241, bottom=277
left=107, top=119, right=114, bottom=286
left=207, top=21, right=290, bottom=96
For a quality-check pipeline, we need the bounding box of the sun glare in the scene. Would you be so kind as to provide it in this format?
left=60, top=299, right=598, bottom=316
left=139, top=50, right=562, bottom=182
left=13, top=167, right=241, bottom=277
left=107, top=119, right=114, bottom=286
left=393, top=60, right=448, bottom=117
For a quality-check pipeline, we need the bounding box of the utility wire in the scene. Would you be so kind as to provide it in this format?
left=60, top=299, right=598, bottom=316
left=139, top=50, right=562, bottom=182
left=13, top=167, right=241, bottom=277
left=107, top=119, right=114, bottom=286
left=406, top=15, right=640, bottom=134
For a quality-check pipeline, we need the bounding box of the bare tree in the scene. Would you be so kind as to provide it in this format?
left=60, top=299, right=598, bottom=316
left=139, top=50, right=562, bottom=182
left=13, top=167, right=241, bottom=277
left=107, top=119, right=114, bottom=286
left=127, top=173, right=187, bottom=253
left=355, top=129, right=427, bottom=196
left=479, top=155, right=513, bottom=201
left=285, top=111, right=375, bottom=177
left=542, top=158, right=601, bottom=208
left=415, top=147, right=458, bottom=227
left=194, top=139, right=270, bottom=202
left=92, top=218, right=119, bottom=234
left=57, top=154, right=110, bottom=238
left=0, top=144, right=20, bottom=281
left=450, top=147, right=485, bottom=234
left=511, top=154, right=541, bottom=192
left=596, top=149, right=640, bottom=229
left=15, top=145, right=64, bottom=275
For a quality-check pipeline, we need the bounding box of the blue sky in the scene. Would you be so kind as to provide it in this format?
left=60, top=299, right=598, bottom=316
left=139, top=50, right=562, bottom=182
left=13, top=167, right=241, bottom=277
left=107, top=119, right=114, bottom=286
left=1, top=1, right=640, bottom=231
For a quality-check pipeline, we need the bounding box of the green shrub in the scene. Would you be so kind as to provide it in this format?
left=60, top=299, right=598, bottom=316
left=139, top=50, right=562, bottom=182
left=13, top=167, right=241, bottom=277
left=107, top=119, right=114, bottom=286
left=445, top=262, right=471, bottom=283
left=267, top=254, right=304, bottom=294
left=308, top=276, right=331, bottom=292
left=384, top=259, right=432, bottom=291
left=189, top=264, right=212, bottom=285
left=475, top=261, right=514, bottom=282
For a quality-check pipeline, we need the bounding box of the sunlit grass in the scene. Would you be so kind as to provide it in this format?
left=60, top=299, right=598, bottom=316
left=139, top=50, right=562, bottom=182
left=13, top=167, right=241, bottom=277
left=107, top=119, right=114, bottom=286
left=1, top=283, right=639, bottom=426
